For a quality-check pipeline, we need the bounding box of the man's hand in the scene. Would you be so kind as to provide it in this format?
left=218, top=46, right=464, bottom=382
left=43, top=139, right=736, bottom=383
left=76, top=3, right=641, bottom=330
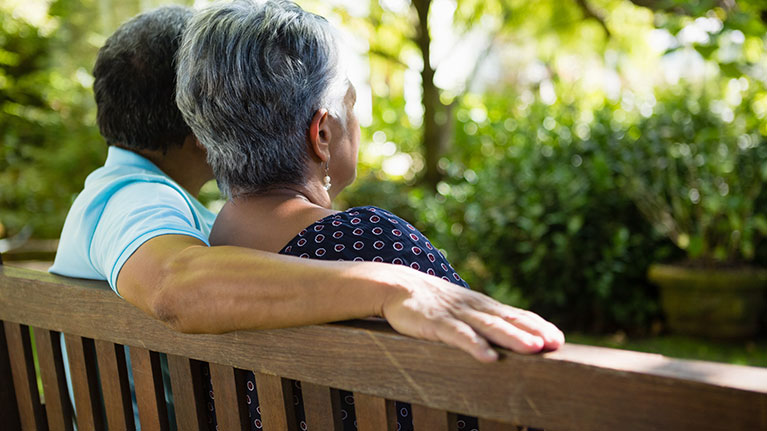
left=379, top=267, right=564, bottom=362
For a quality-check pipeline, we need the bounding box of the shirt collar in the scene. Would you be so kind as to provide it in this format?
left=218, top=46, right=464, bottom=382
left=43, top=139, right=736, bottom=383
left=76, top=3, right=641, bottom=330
left=104, top=146, right=166, bottom=176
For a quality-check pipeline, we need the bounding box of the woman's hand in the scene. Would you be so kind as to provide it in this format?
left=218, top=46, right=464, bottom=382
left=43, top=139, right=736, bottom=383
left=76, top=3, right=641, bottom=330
left=379, top=266, right=565, bottom=363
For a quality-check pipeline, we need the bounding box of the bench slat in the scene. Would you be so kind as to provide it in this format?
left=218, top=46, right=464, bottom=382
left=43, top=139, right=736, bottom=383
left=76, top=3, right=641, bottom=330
left=254, top=372, right=298, bottom=431
left=34, top=328, right=73, bottom=430
left=479, top=419, right=518, bottom=431
left=412, top=404, right=454, bottom=430
left=354, top=393, right=396, bottom=431
left=209, top=363, right=249, bottom=430
left=167, top=354, right=209, bottom=431
left=64, top=334, right=105, bottom=430
left=2, top=266, right=767, bottom=431
left=0, top=321, right=23, bottom=429
left=94, top=340, right=135, bottom=430
left=301, top=381, right=342, bottom=431
left=4, top=322, right=46, bottom=430
left=130, top=346, right=169, bottom=430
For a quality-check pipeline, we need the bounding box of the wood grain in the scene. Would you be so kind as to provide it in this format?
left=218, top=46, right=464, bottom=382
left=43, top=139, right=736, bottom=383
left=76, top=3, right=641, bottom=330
left=1, top=265, right=767, bottom=431
left=0, top=321, right=22, bottom=430
left=354, top=392, right=396, bottom=431
left=4, top=322, right=46, bottom=430
left=130, top=346, right=169, bottom=430
left=254, top=372, right=297, bottom=431
left=167, top=354, right=208, bottom=431
left=411, top=404, right=453, bottom=430
left=64, top=334, right=105, bottom=430
left=33, top=328, right=73, bottom=430
left=478, top=418, right=518, bottom=431
left=94, top=340, right=135, bottom=430
left=208, top=362, right=249, bottom=430
left=301, top=381, right=342, bottom=431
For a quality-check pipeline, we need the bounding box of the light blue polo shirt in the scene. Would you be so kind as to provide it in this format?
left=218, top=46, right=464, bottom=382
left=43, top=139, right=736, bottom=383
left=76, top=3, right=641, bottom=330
left=49, top=146, right=217, bottom=429
left=50, top=146, right=216, bottom=294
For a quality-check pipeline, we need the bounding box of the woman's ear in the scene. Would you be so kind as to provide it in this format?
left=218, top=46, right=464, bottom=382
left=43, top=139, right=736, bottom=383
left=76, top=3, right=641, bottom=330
left=308, top=109, right=331, bottom=162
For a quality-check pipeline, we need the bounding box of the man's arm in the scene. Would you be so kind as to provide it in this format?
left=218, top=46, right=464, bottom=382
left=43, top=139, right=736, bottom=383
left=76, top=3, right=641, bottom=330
left=118, top=235, right=564, bottom=363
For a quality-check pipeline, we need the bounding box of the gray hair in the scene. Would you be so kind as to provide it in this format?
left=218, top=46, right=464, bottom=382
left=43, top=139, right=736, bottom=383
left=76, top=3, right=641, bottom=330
left=176, top=0, right=348, bottom=197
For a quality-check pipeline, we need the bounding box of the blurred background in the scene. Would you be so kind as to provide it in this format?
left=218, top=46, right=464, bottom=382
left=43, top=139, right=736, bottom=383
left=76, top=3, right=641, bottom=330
left=1, top=0, right=765, bottom=363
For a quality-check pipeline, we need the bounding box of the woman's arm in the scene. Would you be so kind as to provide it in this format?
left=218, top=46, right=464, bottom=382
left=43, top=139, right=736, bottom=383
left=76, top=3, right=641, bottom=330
left=117, top=234, right=564, bottom=362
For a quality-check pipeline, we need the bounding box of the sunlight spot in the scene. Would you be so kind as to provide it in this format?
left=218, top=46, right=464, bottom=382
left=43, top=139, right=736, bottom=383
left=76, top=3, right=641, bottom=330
left=382, top=153, right=412, bottom=177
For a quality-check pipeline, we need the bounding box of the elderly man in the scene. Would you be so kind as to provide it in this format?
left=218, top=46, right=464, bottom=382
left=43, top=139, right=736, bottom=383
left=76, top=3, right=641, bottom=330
left=51, top=3, right=562, bottom=370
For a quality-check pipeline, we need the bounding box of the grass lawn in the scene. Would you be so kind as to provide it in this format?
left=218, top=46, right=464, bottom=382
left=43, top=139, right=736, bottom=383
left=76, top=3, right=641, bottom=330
left=566, top=333, right=767, bottom=368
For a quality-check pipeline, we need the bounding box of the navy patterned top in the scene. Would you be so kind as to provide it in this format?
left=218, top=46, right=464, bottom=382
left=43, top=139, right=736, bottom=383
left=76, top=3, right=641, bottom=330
left=204, top=206, right=477, bottom=431
left=281, top=206, right=469, bottom=288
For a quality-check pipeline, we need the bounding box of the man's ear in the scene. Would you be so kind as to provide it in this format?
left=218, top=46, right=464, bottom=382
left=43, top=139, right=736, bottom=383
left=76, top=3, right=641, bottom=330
left=186, top=134, right=204, bottom=150
left=308, top=109, right=331, bottom=162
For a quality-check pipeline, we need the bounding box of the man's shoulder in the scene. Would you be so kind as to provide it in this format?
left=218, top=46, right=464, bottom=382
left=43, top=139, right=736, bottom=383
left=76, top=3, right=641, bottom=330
left=50, top=166, right=204, bottom=285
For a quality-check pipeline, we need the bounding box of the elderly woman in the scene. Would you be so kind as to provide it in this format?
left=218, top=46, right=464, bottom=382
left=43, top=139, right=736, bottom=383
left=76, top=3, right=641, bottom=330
left=176, top=1, right=560, bottom=429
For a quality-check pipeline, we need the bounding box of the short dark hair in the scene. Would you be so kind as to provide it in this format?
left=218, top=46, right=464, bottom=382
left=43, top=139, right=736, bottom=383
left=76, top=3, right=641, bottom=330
left=93, top=5, right=193, bottom=153
left=176, top=0, right=347, bottom=197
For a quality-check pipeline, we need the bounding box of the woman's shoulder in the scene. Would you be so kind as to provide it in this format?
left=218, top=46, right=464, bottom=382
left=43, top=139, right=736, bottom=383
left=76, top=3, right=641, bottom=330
left=333, top=206, right=416, bottom=227
left=281, top=205, right=470, bottom=288
left=282, top=205, right=431, bottom=257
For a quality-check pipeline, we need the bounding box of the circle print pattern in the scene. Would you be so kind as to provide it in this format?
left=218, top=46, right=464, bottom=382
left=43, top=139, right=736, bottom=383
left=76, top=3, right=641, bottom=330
left=278, top=206, right=470, bottom=290
left=240, top=205, right=478, bottom=431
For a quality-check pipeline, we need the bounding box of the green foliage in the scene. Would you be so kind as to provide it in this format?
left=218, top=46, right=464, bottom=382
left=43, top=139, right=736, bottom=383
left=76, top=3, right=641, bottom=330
left=567, top=332, right=767, bottom=367
left=612, top=84, right=767, bottom=263
left=346, top=78, right=766, bottom=331
left=3, top=0, right=767, bottom=335
left=342, top=0, right=767, bottom=332
left=346, top=95, right=676, bottom=332
left=0, top=12, right=104, bottom=238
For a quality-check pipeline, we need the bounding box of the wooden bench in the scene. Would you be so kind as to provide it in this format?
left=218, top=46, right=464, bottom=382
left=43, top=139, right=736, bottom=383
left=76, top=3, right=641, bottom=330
left=1, top=261, right=765, bottom=431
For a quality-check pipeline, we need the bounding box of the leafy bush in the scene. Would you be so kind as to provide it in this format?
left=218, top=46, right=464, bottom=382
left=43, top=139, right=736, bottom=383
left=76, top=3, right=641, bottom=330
left=0, top=13, right=104, bottom=239
left=345, top=81, right=767, bottom=332
left=344, top=95, right=670, bottom=332
left=610, top=85, right=767, bottom=264
left=430, top=97, right=685, bottom=332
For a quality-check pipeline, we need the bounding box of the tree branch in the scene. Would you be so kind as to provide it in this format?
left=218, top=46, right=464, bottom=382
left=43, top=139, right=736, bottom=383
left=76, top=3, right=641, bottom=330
left=367, top=48, right=409, bottom=69
left=452, top=1, right=513, bottom=103
left=625, top=0, right=735, bottom=16
left=574, top=0, right=611, bottom=37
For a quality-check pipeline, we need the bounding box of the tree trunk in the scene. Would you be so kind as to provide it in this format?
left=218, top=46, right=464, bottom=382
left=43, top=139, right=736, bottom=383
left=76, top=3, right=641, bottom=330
left=412, top=0, right=450, bottom=189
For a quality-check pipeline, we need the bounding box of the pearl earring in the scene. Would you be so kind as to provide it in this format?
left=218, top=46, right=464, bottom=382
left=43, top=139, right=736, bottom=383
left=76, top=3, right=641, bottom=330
left=323, top=161, right=332, bottom=191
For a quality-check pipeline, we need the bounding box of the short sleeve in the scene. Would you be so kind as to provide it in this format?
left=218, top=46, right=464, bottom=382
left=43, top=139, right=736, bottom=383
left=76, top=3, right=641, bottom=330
left=90, top=182, right=210, bottom=294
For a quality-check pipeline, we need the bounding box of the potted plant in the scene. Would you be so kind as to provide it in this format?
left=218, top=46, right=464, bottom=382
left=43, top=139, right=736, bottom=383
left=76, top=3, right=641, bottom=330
left=615, top=88, right=767, bottom=337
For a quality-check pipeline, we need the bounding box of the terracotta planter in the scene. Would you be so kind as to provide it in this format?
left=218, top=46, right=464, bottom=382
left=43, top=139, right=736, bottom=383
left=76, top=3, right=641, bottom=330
left=648, top=263, right=767, bottom=338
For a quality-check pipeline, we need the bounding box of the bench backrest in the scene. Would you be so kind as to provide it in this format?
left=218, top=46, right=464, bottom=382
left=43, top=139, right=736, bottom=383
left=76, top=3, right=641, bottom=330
left=1, top=263, right=766, bottom=431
